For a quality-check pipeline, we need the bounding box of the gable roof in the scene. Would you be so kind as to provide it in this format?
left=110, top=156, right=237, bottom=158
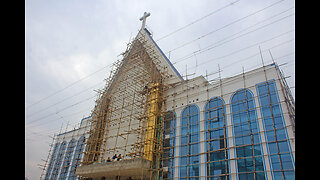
left=104, top=27, right=184, bottom=95
left=135, top=28, right=184, bottom=84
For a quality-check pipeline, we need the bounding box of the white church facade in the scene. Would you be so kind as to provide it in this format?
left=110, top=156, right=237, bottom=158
left=42, top=13, right=295, bottom=180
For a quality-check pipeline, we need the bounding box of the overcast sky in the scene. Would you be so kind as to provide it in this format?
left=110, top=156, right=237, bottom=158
left=25, top=0, right=294, bottom=179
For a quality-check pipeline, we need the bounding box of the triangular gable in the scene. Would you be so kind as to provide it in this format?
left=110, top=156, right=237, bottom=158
left=104, top=27, right=183, bottom=96
left=135, top=28, right=184, bottom=84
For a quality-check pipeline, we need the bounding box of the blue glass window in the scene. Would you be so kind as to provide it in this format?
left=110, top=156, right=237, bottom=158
left=163, top=111, right=176, bottom=180
left=256, top=80, right=294, bottom=179
left=51, top=141, right=67, bottom=179
left=44, top=143, right=60, bottom=180
left=231, top=89, right=266, bottom=180
left=68, top=136, right=86, bottom=180
left=204, top=97, right=229, bottom=179
left=59, top=139, right=76, bottom=179
left=179, top=105, right=200, bottom=179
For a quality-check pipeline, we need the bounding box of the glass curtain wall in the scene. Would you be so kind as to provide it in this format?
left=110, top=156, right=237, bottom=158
left=163, top=111, right=176, bottom=180
left=231, top=89, right=266, bottom=180
left=59, top=139, right=76, bottom=179
left=256, top=80, right=294, bottom=180
left=51, top=141, right=67, bottom=179
left=179, top=105, right=201, bottom=180
left=68, top=136, right=86, bottom=180
left=204, top=97, right=229, bottom=180
left=44, top=143, right=60, bottom=180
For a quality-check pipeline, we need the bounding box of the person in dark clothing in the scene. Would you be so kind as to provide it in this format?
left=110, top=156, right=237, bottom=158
left=112, top=154, right=117, bottom=161
left=117, top=154, right=122, bottom=161
left=107, top=157, right=111, bottom=162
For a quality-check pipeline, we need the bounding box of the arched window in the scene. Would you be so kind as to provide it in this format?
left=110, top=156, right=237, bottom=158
left=68, top=136, right=86, bottom=180
left=59, top=139, right=76, bottom=179
left=179, top=104, right=200, bottom=179
left=163, top=111, right=176, bottom=180
left=256, top=80, right=294, bottom=179
left=231, top=89, right=266, bottom=180
left=204, top=97, right=229, bottom=179
left=44, top=142, right=60, bottom=180
left=51, top=141, right=67, bottom=179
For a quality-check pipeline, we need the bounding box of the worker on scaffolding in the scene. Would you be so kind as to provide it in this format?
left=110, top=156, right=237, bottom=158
left=117, top=154, right=122, bottom=161
left=112, top=154, right=117, bottom=161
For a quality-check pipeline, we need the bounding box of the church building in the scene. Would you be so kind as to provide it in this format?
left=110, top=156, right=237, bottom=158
left=43, top=12, right=295, bottom=180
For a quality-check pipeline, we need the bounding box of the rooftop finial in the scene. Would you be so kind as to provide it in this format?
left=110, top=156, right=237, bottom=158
left=139, top=12, right=150, bottom=30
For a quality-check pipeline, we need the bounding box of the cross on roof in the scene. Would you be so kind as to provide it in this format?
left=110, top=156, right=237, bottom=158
left=139, top=12, right=150, bottom=29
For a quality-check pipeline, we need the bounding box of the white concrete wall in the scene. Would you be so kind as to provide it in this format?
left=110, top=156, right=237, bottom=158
left=165, top=64, right=295, bottom=180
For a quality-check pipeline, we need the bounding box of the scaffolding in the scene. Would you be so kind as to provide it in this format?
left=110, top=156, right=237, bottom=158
left=39, top=27, right=294, bottom=180
left=77, top=30, right=169, bottom=179
left=40, top=62, right=295, bottom=180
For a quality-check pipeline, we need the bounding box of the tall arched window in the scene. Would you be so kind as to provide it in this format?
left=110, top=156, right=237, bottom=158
left=45, top=142, right=60, bottom=180
left=204, top=97, right=229, bottom=179
left=59, top=139, right=76, bottom=179
left=51, top=141, right=67, bottom=179
left=68, top=136, right=86, bottom=180
left=231, top=89, right=266, bottom=180
left=256, top=80, right=294, bottom=179
left=179, top=104, right=200, bottom=179
left=163, top=111, right=176, bottom=180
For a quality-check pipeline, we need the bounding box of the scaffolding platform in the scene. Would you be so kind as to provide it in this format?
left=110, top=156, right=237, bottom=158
left=76, top=158, right=152, bottom=179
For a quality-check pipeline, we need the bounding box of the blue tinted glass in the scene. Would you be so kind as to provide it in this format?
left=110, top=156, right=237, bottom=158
left=257, top=80, right=294, bottom=178
left=270, top=155, right=281, bottom=171
left=180, top=166, right=187, bottom=177
left=253, top=144, right=262, bottom=156
left=284, top=171, right=295, bottom=179
left=256, top=171, right=266, bottom=180
left=181, top=135, right=188, bottom=145
left=180, top=157, right=187, bottom=165
left=278, top=141, right=290, bottom=153
left=189, top=164, right=199, bottom=177
left=190, top=134, right=199, bottom=142
left=208, top=140, right=220, bottom=151
left=260, top=95, right=270, bottom=105
left=268, top=83, right=276, bottom=92
left=190, top=124, right=199, bottom=133
left=263, top=117, right=274, bottom=131
left=273, top=172, right=283, bottom=180
left=276, top=129, right=287, bottom=141
left=250, top=121, right=259, bottom=133
left=274, top=116, right=284, bottom=129
left=189, top=155, right=199, bottom=164
left=242, top=135, right=251, bottom=145
left=239, top=173, right=248, bottom=179
left=213, top=150, right=225, bottom=161
left=190, top=143, right=199, bottom=155
left=180, top=105, right=200, bottom=177
left=258, top=85, right=268, bottom=94
left=180, top=145, right=188, bottom=156
left=232, top=89, right=266, bottom=178
left=255, top=156, right=264, bottom=171
left=270, top=93, right=278, bottom=104
left=238, top=158, right=254, bottom=172
left=262, top=106, right=271, bottom=117
left=181, top=126, right=188, bottom=135
left=235, top=136, right=244, bottom=146
left=266, top=131, right=276, bottom=142
left=280, top=153, right=293, bottom=170
left=268, top=142, right=278, bottom=154
left=272, top=104, right=281, bottom=115
left=252, top=134, right=260, bottom=144
left=205, top=97, right=229, bottom=178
